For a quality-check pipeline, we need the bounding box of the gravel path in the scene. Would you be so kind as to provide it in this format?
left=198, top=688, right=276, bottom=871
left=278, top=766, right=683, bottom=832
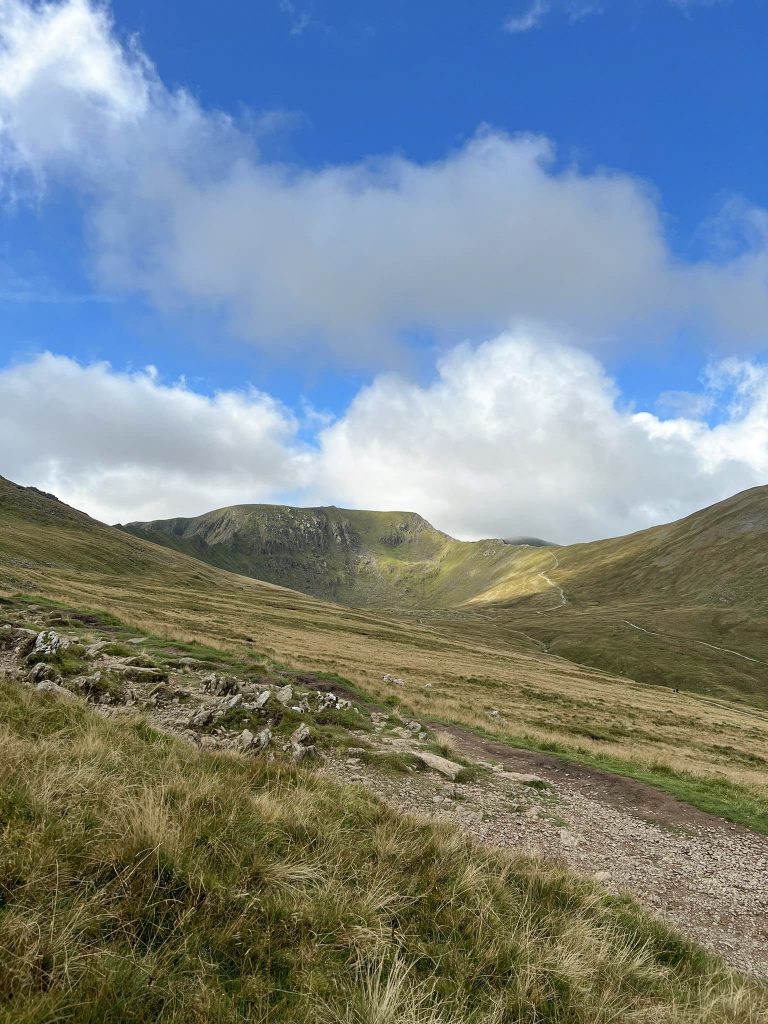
left=3, top=635, right=766, bottom=980
left=323, top=729, right=768, bottom=979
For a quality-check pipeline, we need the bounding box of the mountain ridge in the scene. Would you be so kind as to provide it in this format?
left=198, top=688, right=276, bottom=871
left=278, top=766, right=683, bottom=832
left=119, top=503, right=527, bottom=608
left=121, top=485, right=768, bottom=704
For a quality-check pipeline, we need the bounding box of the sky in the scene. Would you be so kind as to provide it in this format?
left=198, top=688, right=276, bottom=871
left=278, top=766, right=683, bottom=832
left=0, top=0, right=767, bottom=542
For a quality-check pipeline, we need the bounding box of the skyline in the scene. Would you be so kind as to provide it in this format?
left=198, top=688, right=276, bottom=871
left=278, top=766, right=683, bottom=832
left=0, top=0, right=766, bottom=541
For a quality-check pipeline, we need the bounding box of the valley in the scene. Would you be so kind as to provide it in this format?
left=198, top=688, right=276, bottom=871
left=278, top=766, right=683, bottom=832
left=2, top=472, right=768, bottom=1019
left=123, top=487, right=768, bottom=707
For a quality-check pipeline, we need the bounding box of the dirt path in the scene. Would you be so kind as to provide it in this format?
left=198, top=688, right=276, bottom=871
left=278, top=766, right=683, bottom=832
left=4, top=625, right=766, bottom=981
left=624, top=618, right=768, bottom=668
left=538, top=552, right=568, bottom=609
left=324, top=724, right=768, bottom=979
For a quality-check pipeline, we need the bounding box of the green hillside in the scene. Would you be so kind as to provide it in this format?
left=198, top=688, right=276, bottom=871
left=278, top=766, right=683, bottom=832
left=3, top=472, right=768, bottom=830
left=120, top=504, right=528, bottom=608
left=1, top=477, right=767, bottom=1019
left=122, top=488, right=768, bottom=706
left=457, top=487, right=768, bottom=706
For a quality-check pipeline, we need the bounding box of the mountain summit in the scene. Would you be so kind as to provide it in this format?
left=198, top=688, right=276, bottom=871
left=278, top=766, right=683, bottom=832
left=119, top=504, right=522, bottom=608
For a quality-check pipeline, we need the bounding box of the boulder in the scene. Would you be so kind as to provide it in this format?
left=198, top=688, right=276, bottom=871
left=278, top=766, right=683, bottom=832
left=292, top=743, right=318, bottom=763
left=255, top=727, right=272, bottom=751
left=290, top=723, right=311, bottom=747
left=505, top=771, right=547, bottom=786
left=238, top=728, right=255, bottom=750
left=289, top=722, right=317, bottom=762
left=36, top=679, right=76, bottom=700
left=85, top=640, right=111, bottom=658
left=275, top=684, right=293, bottom=706
left=414, top=751, right=464, bottom=781
left=28, top=629, right=71, bottom=661
left=27, top=662, right=57, bottom=684
left=223, top=693, right=243, bottom=711
left=253, top=690, right=271, bottom=709
left=111, top=664, right=167, bottom=683
left=202, top=673, right=239, bottom=697
left=189, top=707, right=214, bottom=728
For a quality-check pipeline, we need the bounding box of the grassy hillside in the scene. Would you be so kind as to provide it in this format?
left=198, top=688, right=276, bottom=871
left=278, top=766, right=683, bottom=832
left=120, top=504, right=529, bottom=608
left=2, top=473, right=768, bottom=831
left=457, top=487, right=768, bottom=706
left=3, top=681, right=765, bottom=1023
left=122, top=488, right=768, bottom=705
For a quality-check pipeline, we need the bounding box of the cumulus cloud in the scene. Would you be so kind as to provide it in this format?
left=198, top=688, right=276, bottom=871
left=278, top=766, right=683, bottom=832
left=3, top=337, right=768, bottom=541
left=0, top=0, right=766, bottom=362
left=0, top=353, right=309, bottom=523
left=314, top=331, right=768, bottom=541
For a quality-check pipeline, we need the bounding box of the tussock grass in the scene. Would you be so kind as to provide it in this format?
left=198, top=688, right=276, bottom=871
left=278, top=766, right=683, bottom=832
left=0, top=682, right=765, bottom=1023
left=3, top=479, right=768, bottom=834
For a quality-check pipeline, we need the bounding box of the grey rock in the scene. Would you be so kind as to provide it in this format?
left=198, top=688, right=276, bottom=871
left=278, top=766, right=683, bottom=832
left=189, top=707, right=214, bottom=728
left=414, top=751, right=464, bottom=780
left=255, top=727, right=272, bottom=751
left=111, top=664, right=167, bottom=683
left=290, top=722, right=311, bottom=747
left=35, top=679, right=76, bottom=700
left=275, top=684, right=293, bottom=705
left=30, top=629, right=71, bottom=660
left=224, top=693, right=243, bottom=711
left=238, top=728, right=255, bottom=750
left=505, top=771, right=547, bottom=786
left=85, top=640, right=111, bottom=658
left=292, top=743, right=318, bottom=763
left=27, top=661, right=57, bottom=684
left=253, top=690, right=271, bottom=709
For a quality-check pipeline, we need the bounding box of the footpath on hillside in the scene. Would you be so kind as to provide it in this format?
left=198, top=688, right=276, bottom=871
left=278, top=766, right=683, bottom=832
left=1, top=605, right=766, bottom=980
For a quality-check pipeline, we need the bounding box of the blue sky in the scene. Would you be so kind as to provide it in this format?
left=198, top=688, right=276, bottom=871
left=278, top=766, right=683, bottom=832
left=0, top=0, right=767, bottom=539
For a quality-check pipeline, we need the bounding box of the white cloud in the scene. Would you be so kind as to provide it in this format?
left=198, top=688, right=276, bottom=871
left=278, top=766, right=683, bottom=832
left=3, top=337, right=767, bottom=543
left=0, top=353, right=309, bottom=523
left=504, top=0, right=724, bottom=32
left=504, top=0, right=550, bottom=33
left=0, top=0, right=765, bottom=362
left=314, top=330, right=768, bottom=541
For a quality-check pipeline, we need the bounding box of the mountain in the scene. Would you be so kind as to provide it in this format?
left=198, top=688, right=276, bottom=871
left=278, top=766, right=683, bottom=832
left=2, top=469, right=768, bottom=831
left=122, top=488, right=768, bottom=705
left=458, top=486, right=768, bottom=705
left=119, top=504, right=529, bottom=608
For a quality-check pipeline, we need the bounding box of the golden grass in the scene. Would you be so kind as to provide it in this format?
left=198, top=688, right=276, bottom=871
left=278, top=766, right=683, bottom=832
left=1, top=682, right=765, bottom=1023
left=2, top=492, right=767, bottom=829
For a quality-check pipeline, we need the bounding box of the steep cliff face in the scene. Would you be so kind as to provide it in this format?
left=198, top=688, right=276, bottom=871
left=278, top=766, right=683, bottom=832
left=120, top=504, right=521, bottom=607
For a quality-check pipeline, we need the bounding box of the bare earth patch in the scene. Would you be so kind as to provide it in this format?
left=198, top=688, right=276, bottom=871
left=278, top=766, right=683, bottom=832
left=322, top=728, right=768, bottom=979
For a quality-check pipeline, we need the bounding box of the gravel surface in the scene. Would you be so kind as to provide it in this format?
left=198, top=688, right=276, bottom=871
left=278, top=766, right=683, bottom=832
left=323, top=732, right=768, bottom=979
left=3, top=629, right=766, bottom=981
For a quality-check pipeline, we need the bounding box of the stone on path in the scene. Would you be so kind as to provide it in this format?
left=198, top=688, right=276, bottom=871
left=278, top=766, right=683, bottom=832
left=414, top=751, right=464, bottom=781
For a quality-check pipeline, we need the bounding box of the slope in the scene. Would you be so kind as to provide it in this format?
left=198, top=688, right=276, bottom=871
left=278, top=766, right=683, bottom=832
left=3, top=676, right=765, bottom=1022
left=122, top=488, right=768, bottom=704
left=120, top=503, right=527, bottom=608
left=2, top=473, right=768, bottom=832
left=457, top=487, right=768, bottom=706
